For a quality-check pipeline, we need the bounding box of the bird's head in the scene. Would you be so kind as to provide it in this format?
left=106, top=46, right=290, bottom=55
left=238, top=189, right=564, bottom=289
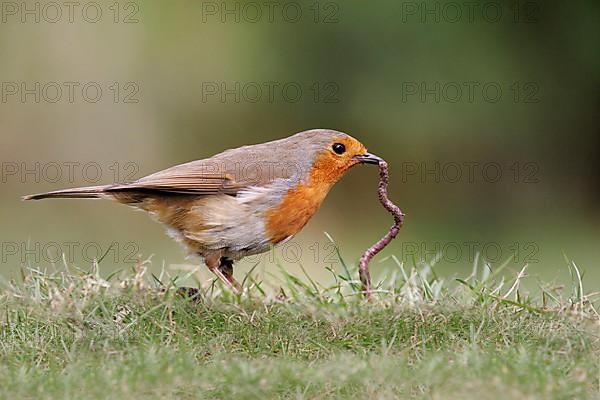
left=295, top=129, right=382, bottom=187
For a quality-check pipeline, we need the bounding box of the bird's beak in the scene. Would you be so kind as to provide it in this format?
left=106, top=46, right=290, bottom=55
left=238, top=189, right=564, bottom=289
left=353, top=152, right=383, bottom=165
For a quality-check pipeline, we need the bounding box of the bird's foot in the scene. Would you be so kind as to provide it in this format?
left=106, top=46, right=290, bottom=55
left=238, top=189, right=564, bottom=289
left=176, top=286, right=203, bottom=303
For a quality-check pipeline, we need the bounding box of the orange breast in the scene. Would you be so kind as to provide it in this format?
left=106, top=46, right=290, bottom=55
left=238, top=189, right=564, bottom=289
left=264, top=182, right=327, bottom=244
left=265, top=152, right=351, bottom=244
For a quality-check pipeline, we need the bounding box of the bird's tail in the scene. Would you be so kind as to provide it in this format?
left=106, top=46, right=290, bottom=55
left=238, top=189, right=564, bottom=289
left=22, top=185, right=113, bottom=201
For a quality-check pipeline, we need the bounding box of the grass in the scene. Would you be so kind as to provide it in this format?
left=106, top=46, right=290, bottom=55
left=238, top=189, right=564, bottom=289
left=0, top=254, right=599, bottom=399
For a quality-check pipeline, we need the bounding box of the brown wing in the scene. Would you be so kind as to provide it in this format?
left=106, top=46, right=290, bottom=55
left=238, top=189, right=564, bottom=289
left=105, top=153, right=290, bottom=196
left=105, top=160, right=242, bottom=195
left=108, top=173, right=240, bottom=195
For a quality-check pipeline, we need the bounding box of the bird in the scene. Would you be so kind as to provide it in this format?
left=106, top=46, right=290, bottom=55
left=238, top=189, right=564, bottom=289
left=23, top=129, right=382, bottom=291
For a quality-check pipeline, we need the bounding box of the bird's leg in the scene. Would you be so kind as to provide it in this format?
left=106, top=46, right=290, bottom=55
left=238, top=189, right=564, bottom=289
left=218, top=257, right=242, bottom=292
left=205, top=252, right=241, bottom=294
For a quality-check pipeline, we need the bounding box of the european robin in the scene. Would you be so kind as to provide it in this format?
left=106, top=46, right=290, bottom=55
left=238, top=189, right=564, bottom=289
left=24, top=129, right=382, bottom=291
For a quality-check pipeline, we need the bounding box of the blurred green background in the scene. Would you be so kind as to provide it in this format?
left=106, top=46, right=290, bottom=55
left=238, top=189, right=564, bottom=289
left=1, top=0, right=598, bottom=290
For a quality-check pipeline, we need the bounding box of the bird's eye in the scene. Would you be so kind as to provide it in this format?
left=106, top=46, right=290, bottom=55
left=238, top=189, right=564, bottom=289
left=332, top=143, right=346, bottom=155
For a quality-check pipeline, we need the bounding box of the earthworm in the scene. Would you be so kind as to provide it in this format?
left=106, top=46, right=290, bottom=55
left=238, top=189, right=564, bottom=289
left=358, top=160, right=405, bottom=297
